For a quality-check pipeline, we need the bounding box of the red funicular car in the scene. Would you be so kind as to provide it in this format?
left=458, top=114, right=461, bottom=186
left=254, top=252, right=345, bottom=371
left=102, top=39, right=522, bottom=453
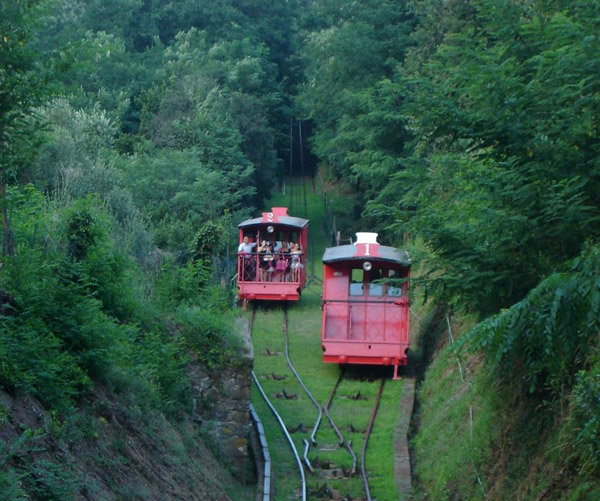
left=321, top=233, right=411, bottom=379
left=237, top=207, right=309, bottom=305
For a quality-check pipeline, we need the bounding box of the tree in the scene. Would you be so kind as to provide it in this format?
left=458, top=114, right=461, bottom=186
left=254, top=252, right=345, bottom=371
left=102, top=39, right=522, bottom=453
left=0, top=0, right=50, bottom=255
left=390, top=0, right=600, bottom=313
left=297, top=0, right=414, bottom=184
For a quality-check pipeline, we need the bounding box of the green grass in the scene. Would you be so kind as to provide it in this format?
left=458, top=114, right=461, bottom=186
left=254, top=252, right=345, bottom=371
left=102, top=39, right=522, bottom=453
left=368, top=380, right=404, bottom=500
left=412, top=346, right=493, bottom=501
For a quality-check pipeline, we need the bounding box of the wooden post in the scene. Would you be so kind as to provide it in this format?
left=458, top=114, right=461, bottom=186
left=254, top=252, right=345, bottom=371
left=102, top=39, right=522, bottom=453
left=0, top=178, right=14, bottom=256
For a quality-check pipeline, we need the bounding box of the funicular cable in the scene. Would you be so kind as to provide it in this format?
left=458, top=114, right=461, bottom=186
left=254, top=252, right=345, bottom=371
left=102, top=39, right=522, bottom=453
left=297, top=120, right=315, bottom=280
left=289, top=118, right=294, bottom=212
left=298, top=121, right=308, bottom=219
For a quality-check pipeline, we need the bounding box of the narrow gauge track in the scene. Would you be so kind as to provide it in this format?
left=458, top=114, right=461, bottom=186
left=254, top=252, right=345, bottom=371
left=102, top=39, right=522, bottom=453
left=282, top=305, right=323, bottom=448
left=320, top=370, right=386, bottom=501
left=361, top=379, right=385, bottom=501
left=322, top=368, right=357, bottom=474
left=249, top=307, right=307, bottom=501
left=251, top=303, right=399, bottom=500
left=281, top=303, right=390, bottom=500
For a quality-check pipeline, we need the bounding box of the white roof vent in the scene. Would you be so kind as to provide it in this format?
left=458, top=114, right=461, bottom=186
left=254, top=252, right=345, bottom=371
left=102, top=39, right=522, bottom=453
left=354, top=232, right=379, bottom=245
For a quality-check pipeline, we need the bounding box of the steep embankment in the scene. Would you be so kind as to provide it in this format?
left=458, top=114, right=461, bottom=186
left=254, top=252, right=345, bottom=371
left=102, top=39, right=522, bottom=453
left=0, top=326, right=255, bottom=500
left=0, top=388, right=242, bottom=500
left=412, top=261, right=600, bottom=501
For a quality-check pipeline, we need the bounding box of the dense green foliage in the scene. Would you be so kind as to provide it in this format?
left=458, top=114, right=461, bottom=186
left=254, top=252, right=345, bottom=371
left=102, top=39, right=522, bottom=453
left=299, top=0, right=600, bottom=314
left=2, top=0, right=600, bottom=497
left=298, top=0, right=600, bottom=495
left=461, top=245, right=600, bottom=395
left=0, top=187, right=240, bottom=414
left=453, top=245, right=600, bottom=483
left=1, top=0, right=299, bottom=427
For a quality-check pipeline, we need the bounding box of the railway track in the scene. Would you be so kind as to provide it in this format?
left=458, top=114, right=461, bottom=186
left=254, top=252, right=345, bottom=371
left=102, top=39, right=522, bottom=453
left=322, top=368, right=358, bottom=473
left=361, top=378, right=385, bottom=501
left=250, top=303, right=413, bottom=500
left=318, top=368, right=386, bottom=500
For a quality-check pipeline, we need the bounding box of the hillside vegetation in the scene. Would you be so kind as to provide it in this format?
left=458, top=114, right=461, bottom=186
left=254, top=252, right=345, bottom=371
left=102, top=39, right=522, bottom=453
left=298, top=1, right=600, bottom=499
left=1, top=0, right=298, bottom=497
left=1, top=0, right=599, bottom=499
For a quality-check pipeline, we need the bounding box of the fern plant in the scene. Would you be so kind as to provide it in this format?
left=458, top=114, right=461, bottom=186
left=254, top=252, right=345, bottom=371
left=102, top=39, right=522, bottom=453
left=457, top=244, right=600, bottom=395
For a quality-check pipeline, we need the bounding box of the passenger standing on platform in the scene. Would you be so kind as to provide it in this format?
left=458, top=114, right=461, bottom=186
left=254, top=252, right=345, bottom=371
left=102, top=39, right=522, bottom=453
left=275, top=249, right=288, bottom=281
left=290, top=242, right=303, bottom=282
left=238, top=235, right=256, bottom=255
left=257, top=240, right=269, bottom=281
left=280, top=241, right=291, bottom=281
left=238, top=235, right=257, bottom=281
left=263, top=243, right=276, bottom=280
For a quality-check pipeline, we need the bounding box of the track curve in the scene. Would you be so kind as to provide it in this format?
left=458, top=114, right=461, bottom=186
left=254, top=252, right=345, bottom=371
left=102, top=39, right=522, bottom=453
left=249, top=307, right=307, bottom=501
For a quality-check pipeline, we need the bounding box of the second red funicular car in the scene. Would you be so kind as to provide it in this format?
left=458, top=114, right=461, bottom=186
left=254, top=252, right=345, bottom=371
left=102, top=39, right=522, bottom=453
left=237, top=207, right=308, bottom=305
left=321, top=233, right=411, bottom=379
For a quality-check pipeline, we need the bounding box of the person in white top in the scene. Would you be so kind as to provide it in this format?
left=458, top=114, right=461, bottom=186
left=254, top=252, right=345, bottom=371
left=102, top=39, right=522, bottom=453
left=238, top=236, right=256, bottom=255
left=238, top=236, right=257, bottom=281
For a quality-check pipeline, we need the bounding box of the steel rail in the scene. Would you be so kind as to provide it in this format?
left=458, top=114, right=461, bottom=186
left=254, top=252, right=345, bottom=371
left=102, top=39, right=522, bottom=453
left=250, top=305, right=306, bottom=501
left=361, top=378, right=385, bottom=501
left=282, top=307, right=323, bottom=445
left=323, top=368, right=358, bottom=475
left=324, top=370, right=345, bottom=445
left=248, top=308, right=272, bottom=501
left=249, top=403, right=272, bottom=501
left=302, top=439, right=314, bottom=473
left=252, top=371, right=306, bottom=501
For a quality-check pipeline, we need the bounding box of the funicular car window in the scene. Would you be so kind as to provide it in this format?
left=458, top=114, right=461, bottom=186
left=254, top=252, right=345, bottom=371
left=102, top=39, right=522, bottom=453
left=368, top=268, right=384, bottom=297
left=387, top=269, right=402, bottom=297
left=349, top=268, right=364, bottom=296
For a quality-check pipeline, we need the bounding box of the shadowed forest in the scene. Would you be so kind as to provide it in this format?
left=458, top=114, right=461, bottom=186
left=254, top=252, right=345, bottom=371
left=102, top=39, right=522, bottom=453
left=1, top=1, right=599, bottom=499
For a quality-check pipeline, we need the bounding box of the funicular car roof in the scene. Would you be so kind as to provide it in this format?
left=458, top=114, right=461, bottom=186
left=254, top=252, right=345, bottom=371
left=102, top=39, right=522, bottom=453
left=238, top=215, right=309, bottom=229
left=322, top=244, right=411, bottom=266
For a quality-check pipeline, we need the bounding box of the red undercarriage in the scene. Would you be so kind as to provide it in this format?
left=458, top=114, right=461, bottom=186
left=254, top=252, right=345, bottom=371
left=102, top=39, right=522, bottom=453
left=322, top=340, right=409, bottom=379
left=238, top=282, right=301, bottom=302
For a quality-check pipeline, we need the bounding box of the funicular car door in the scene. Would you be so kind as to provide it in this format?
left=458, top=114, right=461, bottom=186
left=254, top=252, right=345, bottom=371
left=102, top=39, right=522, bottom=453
left=323, top=265, right=351, bottom=342
left=348, top=266, right=405, bottom=350
left=348, top=267, right=383, bottom=342
left=381, top=267, right=408, bottom=350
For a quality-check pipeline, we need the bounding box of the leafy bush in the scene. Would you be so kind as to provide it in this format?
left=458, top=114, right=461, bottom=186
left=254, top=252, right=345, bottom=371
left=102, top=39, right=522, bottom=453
left=0, top=241, right=141, bottom=409
left=569, top=364, right=600, bottom=474
left=191, top=220, right=223, bottom=261
left=128, top=329, right=191, bottom=415
left=0, top=181, right=244, bottom=421
left=0, top=320, right=90, bottom=412
left=458, top=245, right=600, bottom=394
left=153, top=258, right=212, bottom=308
left=175, top=305, right=245, bottom=370
left=0, top=428, right=79, bottom=500
left=21, top=458, right=80, bottom=500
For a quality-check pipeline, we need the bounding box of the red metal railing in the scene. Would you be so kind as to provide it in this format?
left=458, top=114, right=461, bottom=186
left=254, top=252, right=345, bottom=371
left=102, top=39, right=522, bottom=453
left=323, top=298, right=409, bottom=342
left=237, top=253, right=305, bottom=284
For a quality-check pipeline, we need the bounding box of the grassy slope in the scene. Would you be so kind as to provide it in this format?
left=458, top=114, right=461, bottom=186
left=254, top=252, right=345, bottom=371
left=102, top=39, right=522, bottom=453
left=249, top=177, right=408, bottom=499
left=412, top=314, right=600, bottom=501
left=0, top=388, right=253, bottom=500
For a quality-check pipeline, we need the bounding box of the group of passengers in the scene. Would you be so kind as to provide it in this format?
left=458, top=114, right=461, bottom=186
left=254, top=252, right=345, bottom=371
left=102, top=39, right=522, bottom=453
left=238, top=236, right=303, bottom=282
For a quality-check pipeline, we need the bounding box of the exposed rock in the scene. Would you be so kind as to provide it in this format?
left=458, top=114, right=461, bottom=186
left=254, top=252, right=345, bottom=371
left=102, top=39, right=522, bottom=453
left=188, top=316, right=253, bottom=483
